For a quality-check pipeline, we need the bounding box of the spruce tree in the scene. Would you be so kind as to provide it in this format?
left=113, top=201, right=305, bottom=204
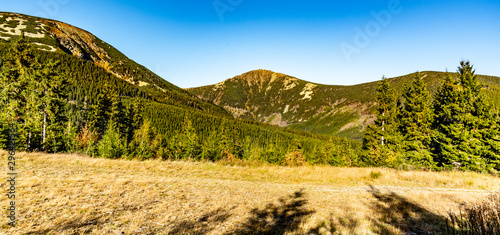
left=0, top=35, right=34, bottom=150
left=129, top=120, right=157, bottom=160
left=37, top=60, right=70, bottom=152
left=399, top=72, right=435, bottom=167
left=362, top=77, right=402, bottom=166
left=97, top=121, right=127, bottom=159
left=89, top=83, right=113, bottom=135
left=433, top=61, right=499, bottom=171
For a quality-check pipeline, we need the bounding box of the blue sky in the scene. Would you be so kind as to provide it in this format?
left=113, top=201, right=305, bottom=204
left=3, top=0, right=500, bottom=88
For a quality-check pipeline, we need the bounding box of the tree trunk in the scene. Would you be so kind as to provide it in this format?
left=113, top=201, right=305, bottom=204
left=27, top=131, right=31, bottom=151
left=381, top=120, right=385, bottom=146
left=42, top=110, right=46, bottom=150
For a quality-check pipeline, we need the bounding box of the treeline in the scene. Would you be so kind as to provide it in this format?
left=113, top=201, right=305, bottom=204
left=0, top=36, right=359, bottom=166
left=362, top=61, right=500, bottom=172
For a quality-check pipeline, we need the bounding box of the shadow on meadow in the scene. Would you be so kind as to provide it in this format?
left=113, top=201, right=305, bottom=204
left=169, top=207, right=233, bottom=235
left=169, top=189, right=315, bottom=235
left=367, top=185, right=457, bottom=235
left=230, top=189, right=315, bottom=235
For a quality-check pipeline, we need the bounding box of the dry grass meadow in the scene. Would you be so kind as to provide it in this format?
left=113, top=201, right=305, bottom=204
left=1, top=150, right=500, bottom=234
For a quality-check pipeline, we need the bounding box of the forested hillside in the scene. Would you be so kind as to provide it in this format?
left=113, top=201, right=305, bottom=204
left=0, top=14, right=358, bottom=167
left=1, top=12, right=499, bottom=172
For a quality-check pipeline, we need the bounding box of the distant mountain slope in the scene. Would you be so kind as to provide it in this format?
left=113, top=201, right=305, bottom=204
left=187, top=70, right=500, bottom=140
left=0, top=11, right=229, bottom=116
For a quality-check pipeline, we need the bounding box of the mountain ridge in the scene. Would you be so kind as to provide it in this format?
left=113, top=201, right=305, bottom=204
left=187, top=69, right=500, bottom=139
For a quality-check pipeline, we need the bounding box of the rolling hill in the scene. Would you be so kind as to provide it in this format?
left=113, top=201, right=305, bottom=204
left=187, top=69, right=500, bottom=140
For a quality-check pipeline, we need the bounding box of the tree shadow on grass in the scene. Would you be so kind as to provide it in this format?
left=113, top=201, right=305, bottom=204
left=367, top=185, right=457, bottom=235
left=169, top=207, right=233, bottom=235
left=230, top=189, right=315, bottom=235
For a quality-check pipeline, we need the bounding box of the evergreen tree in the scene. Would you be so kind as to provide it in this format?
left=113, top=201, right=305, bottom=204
left=433, top=61, right=499, bottom=171
left=89, top=83, right=113, bottom=135
left=399, top=72, right=435, bottom=167
left=177, top=115, right=201, bottom=159
left=109, top=90, right=128, bottom=139
left=126, top=97, right=143, bottom=143
left=0, top=35, right=34, bottom=150
left=36, top=60, right=70, bottom=152
left=201, top=130, right=223, bottom=161
left=97, top=121, right=127, bottom=159
left=129, top=119, right=158, bottom=160
left=362, top=77, right=402, bottom=166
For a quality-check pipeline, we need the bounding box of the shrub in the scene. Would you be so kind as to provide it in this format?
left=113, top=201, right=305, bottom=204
left=75, top=124, right=98, bottom=155
left=370, top=171, right=382, bottom=180
left=449, top=193, right=500, bottom=234
left=284, top=150, right=305, bottom=167
left=97, top=122, right=127, bottom=159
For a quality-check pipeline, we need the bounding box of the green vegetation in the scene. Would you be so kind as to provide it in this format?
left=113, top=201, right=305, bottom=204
left=1, top=12, right=500, bottom=173
left=0, top=35, right=358, bottom=166
left=189, top=69, right=500, bottom=140
left=362, top=62, right=500, bottom=172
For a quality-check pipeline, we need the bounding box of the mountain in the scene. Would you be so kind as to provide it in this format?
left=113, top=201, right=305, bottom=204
left=0, top=12, right=354, bottom=165
left=0, top=11, right=229, bottom=116
left=187, top=69, right=500, bottom=140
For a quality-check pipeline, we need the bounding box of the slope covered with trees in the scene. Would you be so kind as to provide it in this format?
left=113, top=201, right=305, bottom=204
left=0, top=33, right=358, bottom=166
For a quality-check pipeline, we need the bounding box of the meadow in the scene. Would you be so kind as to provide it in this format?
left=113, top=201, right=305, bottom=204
left=1, top=151, right=499, bottom=234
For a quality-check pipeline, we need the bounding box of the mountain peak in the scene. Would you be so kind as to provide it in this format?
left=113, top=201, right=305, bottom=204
left=231, top=69, right=297, bottom=85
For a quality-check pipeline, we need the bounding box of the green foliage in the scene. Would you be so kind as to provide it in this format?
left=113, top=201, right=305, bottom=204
left=399, top=72, right=435, bottom=168
left=129, top=120, right=164, bottom=160
left=432, top=61, right=500, bottom=171
left=97, top=122, right=127, bottom=159
left=362, top=78, right=404, bottom=167
left=360, top=61, right=500, bottom=172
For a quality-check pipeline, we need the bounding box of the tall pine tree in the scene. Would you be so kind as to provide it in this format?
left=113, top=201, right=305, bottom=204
left=362, top=77, right=402, bottom=166
left=433, top=61, right=499, bottom=171
left=399, top=72, right=435, bottom=167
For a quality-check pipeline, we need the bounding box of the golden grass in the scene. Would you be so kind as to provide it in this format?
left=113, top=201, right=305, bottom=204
left=1, top=151, right=499, bottom=234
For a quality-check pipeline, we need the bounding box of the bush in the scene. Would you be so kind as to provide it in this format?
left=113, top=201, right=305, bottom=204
left=75, top=124, right=98, bottom=155
left=449, top=193, right=500, bottom=234
left=370, top=171, right=382, bottom=180
left=97, top=122, right=127, bottom=159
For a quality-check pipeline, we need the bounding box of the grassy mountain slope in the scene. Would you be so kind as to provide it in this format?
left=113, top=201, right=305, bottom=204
left=187, top=70, right=500, bottom=140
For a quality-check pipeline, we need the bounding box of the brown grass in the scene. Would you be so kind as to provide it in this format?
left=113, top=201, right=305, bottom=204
left=449, top=192, right=500, bottom=234
left=1, top=151, right=499, bottom=234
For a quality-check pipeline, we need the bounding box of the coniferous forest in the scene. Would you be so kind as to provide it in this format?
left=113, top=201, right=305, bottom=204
left=0, top=36, right=358, bottom=166
left=1, top=36, right=499, bottom=173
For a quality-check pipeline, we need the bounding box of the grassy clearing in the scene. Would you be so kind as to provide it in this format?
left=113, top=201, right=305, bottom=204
left=1, top=151, right=499, bottom=234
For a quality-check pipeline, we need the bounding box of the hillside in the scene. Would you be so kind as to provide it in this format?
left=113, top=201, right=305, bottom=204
left=0, top=11, right=229, bottom=116
left=0, top=12, right=355, bottom=166
left=187, top=70, right=500, bottom=139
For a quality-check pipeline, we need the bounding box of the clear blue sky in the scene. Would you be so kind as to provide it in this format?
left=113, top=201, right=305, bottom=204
left=3, top=0, right=500, bottom=88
